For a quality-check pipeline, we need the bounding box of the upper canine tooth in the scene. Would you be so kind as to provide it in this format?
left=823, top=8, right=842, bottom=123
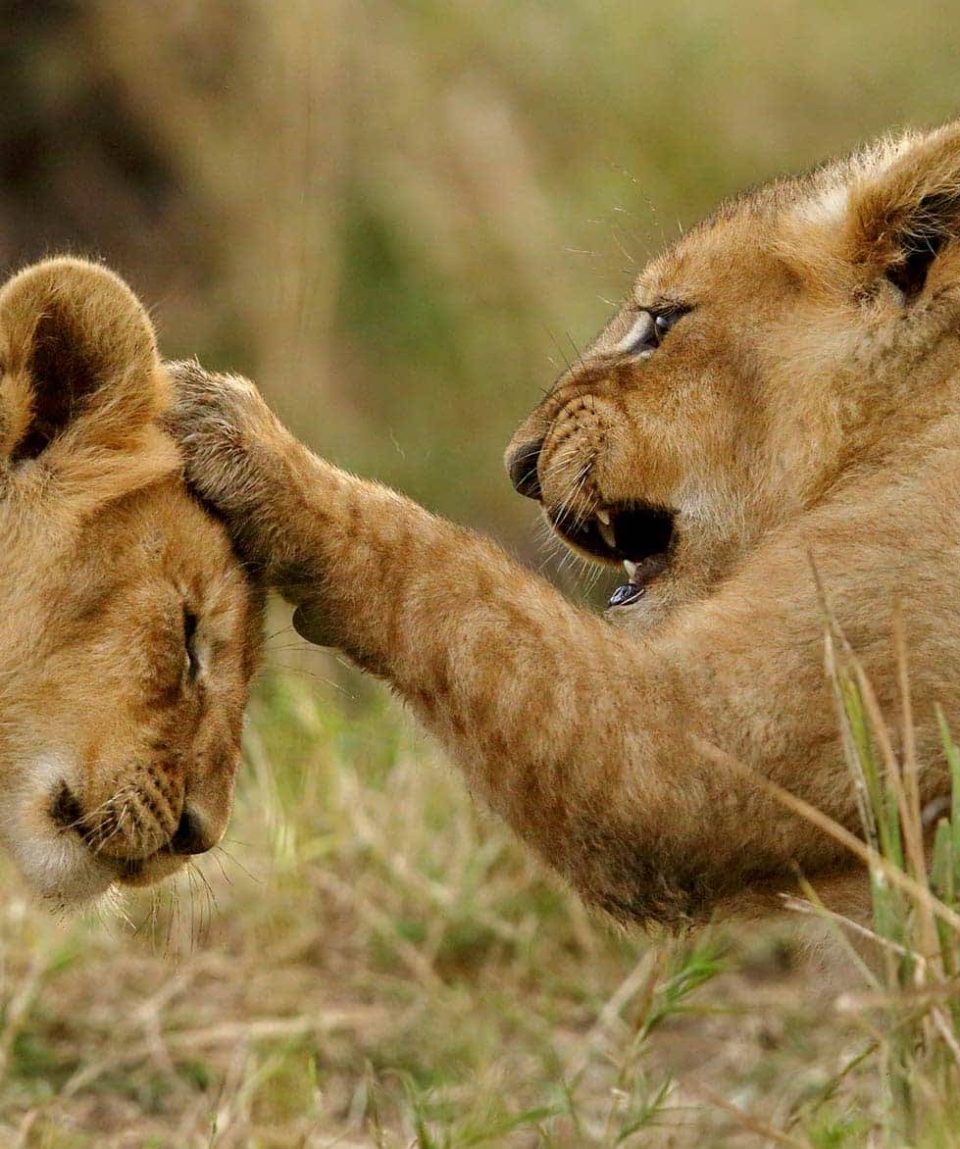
left=596, top=509, right=612, bottom=526
left=597, top=517, right=616, bottom=549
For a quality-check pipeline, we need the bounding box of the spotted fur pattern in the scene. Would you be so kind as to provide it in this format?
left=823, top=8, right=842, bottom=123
left=169, top=123, right=960, bottom=927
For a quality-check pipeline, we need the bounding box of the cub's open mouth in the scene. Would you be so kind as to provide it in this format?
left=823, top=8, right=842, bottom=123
left=549, top=502, right=675, bottom=608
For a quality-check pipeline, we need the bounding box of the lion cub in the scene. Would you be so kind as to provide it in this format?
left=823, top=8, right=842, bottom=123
left=0, top=259, right=263, bottom=909
left=170, top=123, right=960, bottom=927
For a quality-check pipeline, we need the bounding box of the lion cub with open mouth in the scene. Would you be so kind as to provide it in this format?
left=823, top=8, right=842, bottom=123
left=0, top=259, right=264, bottom=910
left=170, top=123, right=960, bottom=928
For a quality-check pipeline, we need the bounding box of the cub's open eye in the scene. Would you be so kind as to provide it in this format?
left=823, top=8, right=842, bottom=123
left=613, top=307, right=688, bottom=359
left=183, top=605, right=201, bottom=680
left=654, top=311, right=682, bottom=341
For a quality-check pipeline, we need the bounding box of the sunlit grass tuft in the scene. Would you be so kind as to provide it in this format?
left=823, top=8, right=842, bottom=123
left=6, top=640, right=960, bottom=1145
left=0, top=655, right=829, bottom=1148
left=757, top=603, right=960, bottom=1149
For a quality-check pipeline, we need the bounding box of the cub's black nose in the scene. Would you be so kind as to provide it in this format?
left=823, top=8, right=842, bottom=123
left=169, top=808, right=216, bottom=855
left=506, top=438, right=543, bottom=500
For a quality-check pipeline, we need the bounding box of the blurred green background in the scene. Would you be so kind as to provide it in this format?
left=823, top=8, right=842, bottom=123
left=7, top=0, right=960, bottom=568
left=4, top=4, right=960, bottom=1145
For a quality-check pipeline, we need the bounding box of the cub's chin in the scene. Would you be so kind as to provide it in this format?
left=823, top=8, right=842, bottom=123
left=4, top=822, right=188, bottom=912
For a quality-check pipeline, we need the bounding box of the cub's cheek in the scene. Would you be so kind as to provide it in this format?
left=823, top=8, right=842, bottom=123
left=0, top=754, right=113, bottom=907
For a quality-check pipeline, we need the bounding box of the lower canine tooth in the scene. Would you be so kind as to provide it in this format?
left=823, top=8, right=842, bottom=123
left=623, top=560, right=637, bottom=578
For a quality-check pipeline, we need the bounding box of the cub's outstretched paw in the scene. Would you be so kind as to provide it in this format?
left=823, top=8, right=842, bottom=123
left=164, top=359, right=341, bottom=587
left=163, top=359, right=290, bottom=515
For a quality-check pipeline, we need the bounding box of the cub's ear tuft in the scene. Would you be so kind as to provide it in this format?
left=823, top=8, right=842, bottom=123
left=848, top=125, right=960, bottom=302
left=0, top=257, right=168, bottom=462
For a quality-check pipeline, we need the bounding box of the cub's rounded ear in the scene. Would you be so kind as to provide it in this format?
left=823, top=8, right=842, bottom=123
left=847, top=125, right=960, bottom=302
left=0, top=257, right=167, bottom=462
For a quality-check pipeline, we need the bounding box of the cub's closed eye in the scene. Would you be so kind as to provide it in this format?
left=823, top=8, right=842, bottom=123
left=183, top=605, right=201, bottom=679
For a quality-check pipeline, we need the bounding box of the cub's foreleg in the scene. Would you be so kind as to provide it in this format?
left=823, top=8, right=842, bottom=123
left=167, top=363, right=867, bottom=926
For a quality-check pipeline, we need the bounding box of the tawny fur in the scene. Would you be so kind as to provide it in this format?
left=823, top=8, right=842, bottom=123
left=0, top=258, right=263, bottom=908
left=168, top=124, right=960, bottom=928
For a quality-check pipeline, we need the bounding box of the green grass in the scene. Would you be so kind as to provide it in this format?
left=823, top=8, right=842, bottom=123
left=0, top=638, right=955, bottom=1148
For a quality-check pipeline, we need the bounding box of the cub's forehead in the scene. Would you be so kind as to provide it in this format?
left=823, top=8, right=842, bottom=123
left=631, top=126, right=931, bottom=308
left=633, top=207, right=777, bottom=308
left=153, top=484, right=254, bottom=595
left=73, top=478, right=253, bottom=608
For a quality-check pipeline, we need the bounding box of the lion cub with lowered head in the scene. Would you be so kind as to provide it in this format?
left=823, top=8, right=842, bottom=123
left=169, top=123, right=960, bottom=927
left=0, top=258, right=263, bottom=909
